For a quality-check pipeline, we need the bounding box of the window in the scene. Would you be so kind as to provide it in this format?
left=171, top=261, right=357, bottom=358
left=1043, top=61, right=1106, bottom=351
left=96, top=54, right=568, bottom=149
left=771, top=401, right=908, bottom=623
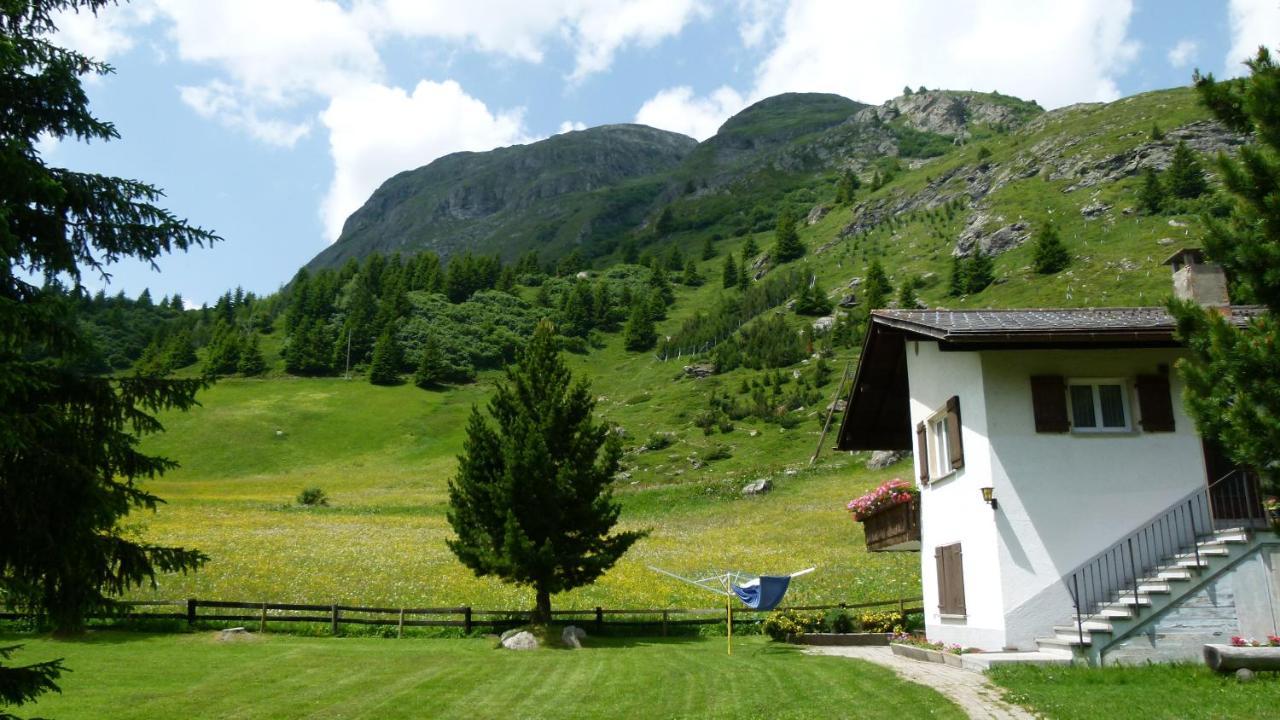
left=935, top=543, right=966, bottom=617
left=1066, top=379, right=1130, bottom=432
left=917, top=396, right=963, bottom=483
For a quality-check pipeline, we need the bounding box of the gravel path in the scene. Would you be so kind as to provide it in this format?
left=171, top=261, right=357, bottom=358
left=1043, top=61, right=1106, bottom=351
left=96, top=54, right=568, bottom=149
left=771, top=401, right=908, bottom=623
left=805, top=646, right=1036, bottom=720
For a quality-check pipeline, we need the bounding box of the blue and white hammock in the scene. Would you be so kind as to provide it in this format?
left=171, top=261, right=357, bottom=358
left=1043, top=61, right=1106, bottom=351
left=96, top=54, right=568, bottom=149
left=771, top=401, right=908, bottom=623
left=648, top=566, right=814, bottom=611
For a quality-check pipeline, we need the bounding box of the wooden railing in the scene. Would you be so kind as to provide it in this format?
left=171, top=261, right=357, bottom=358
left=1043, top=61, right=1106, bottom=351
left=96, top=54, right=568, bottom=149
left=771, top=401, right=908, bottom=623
left=861, top=499, right=921, bottom=552
left=0, top=596, right=924, bottom=637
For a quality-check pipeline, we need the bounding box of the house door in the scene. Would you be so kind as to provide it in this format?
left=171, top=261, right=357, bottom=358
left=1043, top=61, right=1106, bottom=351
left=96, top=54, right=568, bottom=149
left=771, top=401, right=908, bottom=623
left=1203, top=440, right=1268, bottom=530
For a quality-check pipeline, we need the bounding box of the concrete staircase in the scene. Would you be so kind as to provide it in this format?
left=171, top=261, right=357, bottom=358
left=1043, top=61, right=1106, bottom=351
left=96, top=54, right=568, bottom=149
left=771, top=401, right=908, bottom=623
left=1033, top=527, right=1258, bottom=665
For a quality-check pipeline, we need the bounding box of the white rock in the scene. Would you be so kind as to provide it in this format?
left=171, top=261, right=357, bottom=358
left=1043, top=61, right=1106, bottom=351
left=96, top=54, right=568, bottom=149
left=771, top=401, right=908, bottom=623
left=501, top=631, right=540, bottom=650
left=742, top=479, right=772, bottom=495
left=562, top=625, right=587, bottom=649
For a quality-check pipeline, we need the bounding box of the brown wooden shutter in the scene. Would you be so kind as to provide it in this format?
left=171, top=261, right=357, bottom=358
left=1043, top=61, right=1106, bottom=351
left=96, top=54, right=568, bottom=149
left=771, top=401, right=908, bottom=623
left=945, top=396, right=964, bottom=470
left=935, top=543, right=966, bottom=616
left=1136, top=374, right=1175, bottom=432
left=916, top=422, right=929, bottom=483
left=1030, top=375, right=1069, bottom=433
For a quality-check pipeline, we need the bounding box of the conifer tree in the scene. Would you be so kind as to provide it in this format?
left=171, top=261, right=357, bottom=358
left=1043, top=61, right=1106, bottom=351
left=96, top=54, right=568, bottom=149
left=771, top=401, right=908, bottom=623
left=648, top=262, right=674, bottom=306
left=701, top=235, right=716, bottom=261
left=165, top=329, right=198, bottom=369
left=862, top=259, right=893, bottom=312
left=654, top=206, right=675, bottom=237
left=1032, top=222, right=1071, bottom=274
left=203, top=323, right=242, bottom=376
left=949, top=255, right=969, bottom=297
left=368, top=329, right=402, bottom=385
left=284, top=319, right=333, bottom=376
left=447, top=320, right=645, bottom=622
left=722, top=253, right=739, bottom=289
left=773, top=205, right=805, bottom=263
left=741, top=236, right=759, bottom=262
left=896, top=277, right=921, bottom=310
left=1138, top=167, right=1167, bottom=214
left=738, top=259, right=751, bottom=288
left=681, top=258, right=704, bottom=286
left=665, top=244, right=684, bottom=271
left=413, top=333, right=448, bottom=389
left=623, top=297, right=658, bottom=351
left=794, top=281, right=833, bottom=316
left=1172, top=48, right=1280, bottom=490
left=1166, top=139, right=1208, bottom=199
left=237, top=334, right=267, bottom=376
left=835, top=169, right=860, bottom=204
left=967, top=250, right=996, bottom=293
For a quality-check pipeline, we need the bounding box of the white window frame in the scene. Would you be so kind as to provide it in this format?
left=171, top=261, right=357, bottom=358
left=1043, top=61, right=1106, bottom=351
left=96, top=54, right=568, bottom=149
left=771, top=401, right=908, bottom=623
left=927, top=408, right=954, bottom=479
left=1066, top=377, right=1132, bottom=433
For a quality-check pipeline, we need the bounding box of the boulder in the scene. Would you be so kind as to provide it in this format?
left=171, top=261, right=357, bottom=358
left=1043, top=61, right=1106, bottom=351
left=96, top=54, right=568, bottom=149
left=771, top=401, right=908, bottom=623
left=838, top=293, right=858, bottom=308
left=501, top=630, right=540, bottom=651
left=217, top=627, right=249, bottom=642
left=562, top=626, right=587, bottom=649
left=953, top=211, right=1031, bottom=257
left=1080, top=201, right=1112, bottom=219
left=812, top=316, right=836, bottom=332
left=683, top=363, right=716, bottom=379
left=806, top=204, right=830, bottom=226
left=742, top=479, right=772, bottom=496
left=866, top=449, right=910, bottom=470
left=826, top=399, right=847, bottom=413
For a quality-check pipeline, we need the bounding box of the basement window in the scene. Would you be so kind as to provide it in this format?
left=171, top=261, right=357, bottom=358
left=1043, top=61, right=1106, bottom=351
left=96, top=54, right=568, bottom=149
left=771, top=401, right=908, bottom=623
left=1067, top=379, right=1131, bottom=433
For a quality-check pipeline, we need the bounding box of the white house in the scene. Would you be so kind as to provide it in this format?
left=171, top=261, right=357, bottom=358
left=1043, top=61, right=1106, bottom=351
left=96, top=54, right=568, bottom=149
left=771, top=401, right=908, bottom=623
left=836, top=250, right=1278, bottom=665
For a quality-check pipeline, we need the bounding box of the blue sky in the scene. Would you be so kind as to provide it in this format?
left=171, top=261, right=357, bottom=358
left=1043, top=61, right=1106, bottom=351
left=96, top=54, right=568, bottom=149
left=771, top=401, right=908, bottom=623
left=43, top=0, right=1278, bottom=306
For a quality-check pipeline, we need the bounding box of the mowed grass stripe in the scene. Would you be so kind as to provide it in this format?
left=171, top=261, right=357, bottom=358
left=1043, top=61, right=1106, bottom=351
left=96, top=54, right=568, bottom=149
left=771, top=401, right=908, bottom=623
left=9, top=634, right=965, bottom=719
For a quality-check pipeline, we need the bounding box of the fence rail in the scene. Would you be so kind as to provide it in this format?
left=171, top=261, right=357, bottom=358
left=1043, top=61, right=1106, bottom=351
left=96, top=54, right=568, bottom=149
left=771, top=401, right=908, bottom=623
left=0, top=596, right=923, bottom=637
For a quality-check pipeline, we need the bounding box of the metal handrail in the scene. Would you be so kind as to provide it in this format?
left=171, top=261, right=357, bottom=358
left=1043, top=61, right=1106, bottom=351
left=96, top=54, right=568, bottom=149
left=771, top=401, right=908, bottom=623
left=1065, top=485, right=1213, bottom=644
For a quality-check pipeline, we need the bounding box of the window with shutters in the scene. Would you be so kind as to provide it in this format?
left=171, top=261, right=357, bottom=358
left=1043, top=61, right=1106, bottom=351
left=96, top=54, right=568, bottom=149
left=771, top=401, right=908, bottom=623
left=1066, top=378, right=1131, bottom=433
left=922, top=396, right=964, bottom=481
left=928, top=411, right=952, bottom=479
left=935, top=543, right=966, bottom=617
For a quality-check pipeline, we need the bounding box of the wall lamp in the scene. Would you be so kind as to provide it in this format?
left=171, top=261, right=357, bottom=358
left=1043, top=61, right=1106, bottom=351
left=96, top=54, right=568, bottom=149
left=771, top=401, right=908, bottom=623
left=981, top=486, right=998, bottom=510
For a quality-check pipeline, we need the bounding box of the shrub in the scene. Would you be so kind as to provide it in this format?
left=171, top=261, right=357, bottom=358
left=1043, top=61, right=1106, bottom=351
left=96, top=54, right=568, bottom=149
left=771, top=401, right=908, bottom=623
left=824, top=610, right=857, bottom=634
left=297, top=487, right=329, bottom=507
left=703, top=444, right=732, bottom=462
left=763, top=610, right=824, bottom=641
left=858, top=611, right=907, bottom=633
left=643, top=432, right=674, bottom=451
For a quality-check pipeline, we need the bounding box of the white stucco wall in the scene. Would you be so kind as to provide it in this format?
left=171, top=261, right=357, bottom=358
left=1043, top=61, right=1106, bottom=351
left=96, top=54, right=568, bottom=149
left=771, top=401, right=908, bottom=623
left=979, top=347, right=1208, bottom=649
left=907, top=341, right=1006, bottom=650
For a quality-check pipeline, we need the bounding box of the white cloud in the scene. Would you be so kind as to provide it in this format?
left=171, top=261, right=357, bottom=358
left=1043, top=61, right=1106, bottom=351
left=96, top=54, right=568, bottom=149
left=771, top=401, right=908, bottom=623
left=751, top=0, right=1138, bottom=110
left=1167, top=39, right=1198, bottom=69
left=319, top=80, right=530, bottom=241
left=52, top=2, right=154, bottom=60
left=1226, top=0, right=1280, bottom=76
left=179, top=82, right=312, bottom=148
left=558, top=120, right=587, bottom=134
left=735, top=0, right=786, bottom=48
left=634, top=85, right=746, bottom=140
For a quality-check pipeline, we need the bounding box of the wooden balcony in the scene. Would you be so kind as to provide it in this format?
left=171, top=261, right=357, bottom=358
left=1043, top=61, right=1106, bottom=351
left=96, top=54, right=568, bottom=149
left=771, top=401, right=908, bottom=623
left=861, top=499, right=921, bottom=552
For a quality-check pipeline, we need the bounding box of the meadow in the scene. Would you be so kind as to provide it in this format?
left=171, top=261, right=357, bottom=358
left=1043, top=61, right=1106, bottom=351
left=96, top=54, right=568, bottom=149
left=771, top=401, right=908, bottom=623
left=1, top=633, right=966, bottom=720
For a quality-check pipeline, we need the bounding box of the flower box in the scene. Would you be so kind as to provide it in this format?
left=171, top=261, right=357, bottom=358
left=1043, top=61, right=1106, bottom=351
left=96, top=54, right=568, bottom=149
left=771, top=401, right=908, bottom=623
left=848, top=479, right=921, bottom=552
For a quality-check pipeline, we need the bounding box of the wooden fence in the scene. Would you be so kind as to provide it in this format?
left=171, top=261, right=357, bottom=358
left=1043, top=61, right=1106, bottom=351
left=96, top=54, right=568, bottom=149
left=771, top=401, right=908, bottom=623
left=0, top=596, right=923, bottom=637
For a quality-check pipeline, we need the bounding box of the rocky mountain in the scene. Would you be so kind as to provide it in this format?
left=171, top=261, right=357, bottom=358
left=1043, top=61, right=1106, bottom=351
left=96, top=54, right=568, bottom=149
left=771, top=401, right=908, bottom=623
left=305, top=90, right=1043, bottom=272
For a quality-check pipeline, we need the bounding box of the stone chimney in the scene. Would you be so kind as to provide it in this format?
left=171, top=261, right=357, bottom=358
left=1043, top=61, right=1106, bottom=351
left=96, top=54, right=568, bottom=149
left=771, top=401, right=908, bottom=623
left=1163, top=248, right=1230, bottom=307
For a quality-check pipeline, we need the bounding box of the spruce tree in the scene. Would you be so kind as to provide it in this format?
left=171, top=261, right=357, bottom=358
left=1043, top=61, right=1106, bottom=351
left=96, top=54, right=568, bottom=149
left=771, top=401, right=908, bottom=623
left=862, top=259, right=893, bottom=311
left=368, top=329, right=402, bottom=385
left=701, top=235, right=715, bottom=261
left=1, top=7, right=213, bottom=706
left=447, top=320, right=645, bottom=622
left=681, top=258, right=704, bottom=286
left=665, top=244, right=684, bottom=271
left=1138, top=167, right=1166, bottom=214
left=237, top=334, right=267, bottom=376
left=772, top=206, right=805, bottom=263
left=741, top=236, right=759, bottom=262
left=164, top=329, right=198, bottom=369
left=654, top=206, right=675, bottom=237
left=896, top=277, right=921, bottom=310
left=284, top=319, right=332, bottom=376
left=624, top=295, right=658, bottom=351
left=413, top=333, right=448, bottom=389
left=722, top=253, right=739, bottom=289
left=794, top=281, right=833, bottom=316
left=1166, top=139, right=1208, bottom=199
left=967, top=250, right=996, bottom=293
left=1171, top=48, right=1280, bottom=490
left=203, top=324, right=243, bottom=376
left=835, top=169, right=860, bottom=204
left=1032, top=222, right=1071, bottom=274
left=738, top=259, right=751, bottom=287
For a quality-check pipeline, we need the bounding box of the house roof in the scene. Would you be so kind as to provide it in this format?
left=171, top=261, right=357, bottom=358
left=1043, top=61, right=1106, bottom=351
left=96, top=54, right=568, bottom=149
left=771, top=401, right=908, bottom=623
left=834, top=305, right=1264, bottom=452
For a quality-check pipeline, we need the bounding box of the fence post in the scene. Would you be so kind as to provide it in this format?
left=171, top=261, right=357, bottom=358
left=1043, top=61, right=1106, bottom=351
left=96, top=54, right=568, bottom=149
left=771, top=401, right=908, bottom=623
left=397, top=608, right=404, bottom=639
left=259, top=602, right=267, bottom=634
left=595, top=606, right=603, bottom=633
left=662, top=611, right=669, bottom=637
left=463, top=607, right=472, bottom=634
left=331, top=604, right=339, bottom=635
left=186, top=598, right=196, bottom=627
left=898, top=598, right=905, bottom=615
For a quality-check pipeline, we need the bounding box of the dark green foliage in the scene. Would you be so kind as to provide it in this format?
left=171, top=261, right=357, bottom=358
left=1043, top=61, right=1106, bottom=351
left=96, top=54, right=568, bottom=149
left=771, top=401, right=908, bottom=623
left=236, top=334, right=267, bottom=376
left=165, top=329, right=197, bottom=369
left=894, top=125, right=954, bottom=159
left=662, top=270, right=806, bottom=358
left=711, top=314, right=806, bottom=371
left=447, top=252, right=503, bottom=301
left=896, top=276, right=921, bottom=310
left=681, top=259, right=704, bottom=286
left=1166, top=139, right=1208, bottom=199
left=368, top=329, right=402, bottom=385
left=794, top=280, right=833, bottom=316
left=447, top=321, right=645, bottom=622
left=0, top=0, right=213, bottom=654
left=0, top=644, right=64, bottom=714
left=902, top=86, right=913, bottom=96
left=296, top=487, right=329, bottom=507
left=413, top=333, right=448, bottom=389
left=1138, top=167, right=1166, bottom=214
left=722, top=253, right=739, bottom=289
left=741, top=236, right=759, bottom=262
left=203, top=323, right=242, bottom=376
left=772, top=205, right=805, bottom=263
left=1031, top=222, right=1071, bottom=274
left=1173, top=48, right=1280, bottom=489
left=976, top=146, right=992, bottom=163
left=664, top=244, right=684, bottom=272
left=623, top=295, right=657, bottom=351
left=1150, top=122, right=1164, bottom=141
left=284, top=319, right=334, bottom=376
left=701, top=235, right=716, bottom=261
left=834, top=169, right=861, bottom=204
left=654, top=206, right=675, bottom=237
left=861, top=260, right=892, bottom=311
left=948, top=252, right=995, bottom=295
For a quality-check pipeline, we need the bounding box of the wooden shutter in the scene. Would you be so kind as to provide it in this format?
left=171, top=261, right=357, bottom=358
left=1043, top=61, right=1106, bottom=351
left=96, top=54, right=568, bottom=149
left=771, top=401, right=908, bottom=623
left=935, top=543, right=966, bottom=616
left=1030, top=375, right=1069, bottom=433
left=916, top=422, right=929, bottom=483
left=945, top=396, right=964, bottom=470
left=1136, top=374, right=1175, bottom=432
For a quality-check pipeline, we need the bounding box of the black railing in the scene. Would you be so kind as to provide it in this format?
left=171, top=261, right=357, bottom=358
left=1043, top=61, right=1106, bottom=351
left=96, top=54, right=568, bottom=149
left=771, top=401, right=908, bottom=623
left=1208, top=468, right=1268, bottom=529
left=1066, top=486, right=1213, bottom=645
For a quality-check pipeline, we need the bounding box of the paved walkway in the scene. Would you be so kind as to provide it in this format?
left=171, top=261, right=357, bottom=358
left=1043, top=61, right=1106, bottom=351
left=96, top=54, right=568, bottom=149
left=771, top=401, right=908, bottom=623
left=805, top=646, right=1036, bottom=720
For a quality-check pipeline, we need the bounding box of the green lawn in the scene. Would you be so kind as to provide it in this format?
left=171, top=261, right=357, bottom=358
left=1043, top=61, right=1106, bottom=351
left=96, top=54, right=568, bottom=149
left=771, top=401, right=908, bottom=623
left=989, top=663, right=1280, bottom=720
left=7, top=632, right=964, bottom=720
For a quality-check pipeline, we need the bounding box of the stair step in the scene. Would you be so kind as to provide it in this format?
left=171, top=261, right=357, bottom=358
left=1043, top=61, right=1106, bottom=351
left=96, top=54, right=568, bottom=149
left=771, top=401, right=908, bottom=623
left=1037, top=635, right=1090, bottom=649
left=1147, top=568, right=1193, bottom=582
left=1055, top=621, right=1111, bottom=637
left=1175, top=546, right=1230, bottom=559
left=1205, top=533, right=1249, bottom=544
left=1112, top=594, right=1154, bottom=606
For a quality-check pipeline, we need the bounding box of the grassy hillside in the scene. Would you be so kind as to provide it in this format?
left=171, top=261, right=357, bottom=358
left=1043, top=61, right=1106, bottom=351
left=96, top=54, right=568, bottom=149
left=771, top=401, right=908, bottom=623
left=121, top=85, right=1237, bottom=614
